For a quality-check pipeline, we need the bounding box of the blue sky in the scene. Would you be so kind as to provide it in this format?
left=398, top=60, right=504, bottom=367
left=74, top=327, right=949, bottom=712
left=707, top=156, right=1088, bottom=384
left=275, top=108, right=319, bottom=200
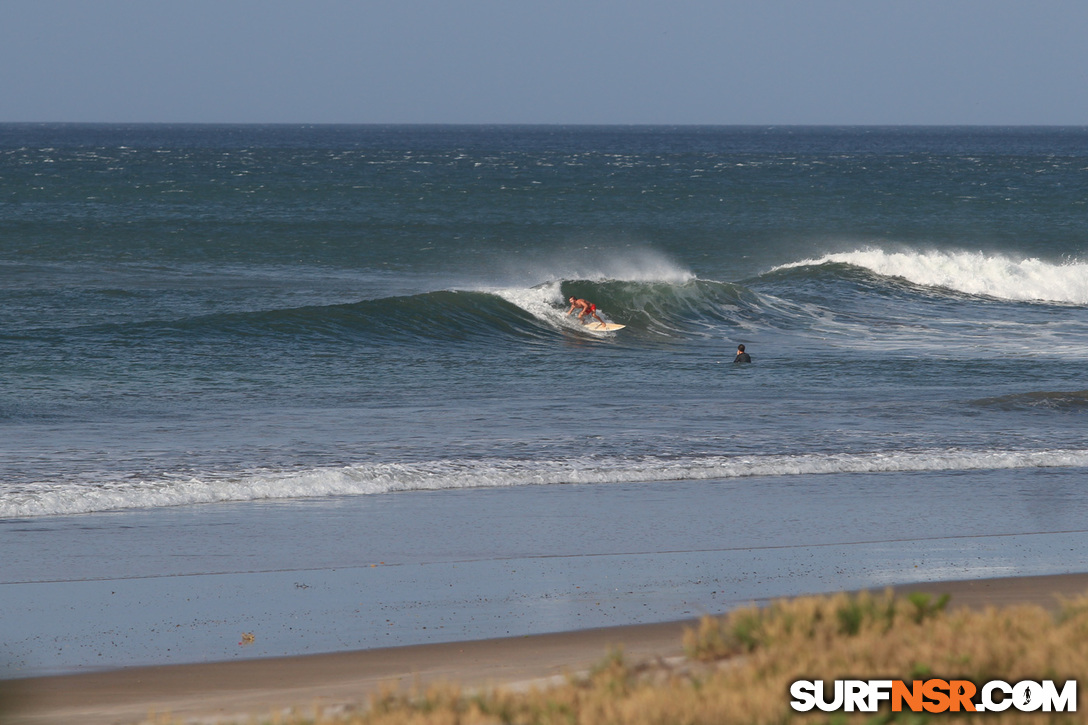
left=3, top=0, right=1087, bottom=124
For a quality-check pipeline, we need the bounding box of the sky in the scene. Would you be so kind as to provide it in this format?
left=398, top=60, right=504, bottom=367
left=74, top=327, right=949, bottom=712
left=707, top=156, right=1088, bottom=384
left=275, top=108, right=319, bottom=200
left=2, top=0, right=1087, bottom=125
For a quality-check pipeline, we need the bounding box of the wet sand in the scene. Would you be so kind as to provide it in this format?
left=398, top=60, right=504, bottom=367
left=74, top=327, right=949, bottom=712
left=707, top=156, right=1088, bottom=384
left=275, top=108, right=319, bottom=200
left=5, top=572, right=1087, bottom=725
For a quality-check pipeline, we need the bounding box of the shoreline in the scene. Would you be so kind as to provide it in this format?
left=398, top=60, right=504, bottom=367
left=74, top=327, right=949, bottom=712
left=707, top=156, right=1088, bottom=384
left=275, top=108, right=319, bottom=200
left=5, top=571, right=1087, bottom=725
left=9, top=473, right=1087, bottom=681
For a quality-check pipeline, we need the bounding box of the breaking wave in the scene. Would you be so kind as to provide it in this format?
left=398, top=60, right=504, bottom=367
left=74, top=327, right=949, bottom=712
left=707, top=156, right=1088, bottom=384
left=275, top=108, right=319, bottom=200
left=774, top=249, right=1088, bottom=304
left=5, top=448, right=1088, bottom=518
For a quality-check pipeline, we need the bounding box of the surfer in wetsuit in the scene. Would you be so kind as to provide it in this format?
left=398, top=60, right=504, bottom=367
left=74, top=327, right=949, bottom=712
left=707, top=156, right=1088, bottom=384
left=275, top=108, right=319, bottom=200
left=733, top=344, right=752, bottom=363
left=567, top=296, right=606, bottom=326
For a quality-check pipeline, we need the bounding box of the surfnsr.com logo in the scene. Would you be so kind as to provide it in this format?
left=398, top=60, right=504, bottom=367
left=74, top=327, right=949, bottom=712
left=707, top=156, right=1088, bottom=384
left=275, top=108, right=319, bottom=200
left=790, top=679, right=1077, bottom=713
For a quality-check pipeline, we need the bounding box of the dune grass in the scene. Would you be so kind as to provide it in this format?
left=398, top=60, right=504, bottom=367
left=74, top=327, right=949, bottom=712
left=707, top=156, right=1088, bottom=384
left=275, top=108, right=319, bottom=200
left=171, top=589, right=1088, bottom=724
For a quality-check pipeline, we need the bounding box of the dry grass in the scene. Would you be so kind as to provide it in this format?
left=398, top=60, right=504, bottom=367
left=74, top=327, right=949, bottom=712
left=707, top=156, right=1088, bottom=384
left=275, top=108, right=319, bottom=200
left=167, top=589, right=1088, bottom=724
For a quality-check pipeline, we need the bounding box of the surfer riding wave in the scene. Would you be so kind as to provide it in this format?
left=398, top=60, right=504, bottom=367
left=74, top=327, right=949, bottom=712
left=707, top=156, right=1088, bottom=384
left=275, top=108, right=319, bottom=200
left=567, top=297, right=606, bottom=326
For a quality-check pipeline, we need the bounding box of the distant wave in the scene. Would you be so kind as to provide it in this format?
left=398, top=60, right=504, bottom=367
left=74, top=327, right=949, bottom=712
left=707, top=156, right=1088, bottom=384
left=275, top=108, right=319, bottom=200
left=972, top=390, right=1088, bottom=412
left=5, top=448, right=1088, bottom=518
left=773, top=249, right=1088, bottom=304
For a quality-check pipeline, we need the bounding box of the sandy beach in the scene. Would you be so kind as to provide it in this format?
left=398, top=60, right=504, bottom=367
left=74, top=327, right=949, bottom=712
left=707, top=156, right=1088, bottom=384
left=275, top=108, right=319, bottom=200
left=5, top=572, right=1086, bottom=725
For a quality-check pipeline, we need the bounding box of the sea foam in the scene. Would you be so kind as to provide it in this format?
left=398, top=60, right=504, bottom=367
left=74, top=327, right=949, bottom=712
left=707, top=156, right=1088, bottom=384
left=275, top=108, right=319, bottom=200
left=5, top=448, right=1088, bottom=518
left=776, top=249, right=1088, bottom=304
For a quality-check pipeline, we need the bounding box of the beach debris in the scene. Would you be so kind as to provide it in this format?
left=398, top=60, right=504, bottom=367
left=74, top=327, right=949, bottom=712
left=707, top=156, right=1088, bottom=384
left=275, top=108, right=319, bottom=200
left=239, top=632, right=255, bottom=646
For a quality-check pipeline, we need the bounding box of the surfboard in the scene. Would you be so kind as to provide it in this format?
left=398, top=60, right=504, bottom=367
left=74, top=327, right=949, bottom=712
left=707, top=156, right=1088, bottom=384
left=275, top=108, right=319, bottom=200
left=582, top=322, right=625, bottom=332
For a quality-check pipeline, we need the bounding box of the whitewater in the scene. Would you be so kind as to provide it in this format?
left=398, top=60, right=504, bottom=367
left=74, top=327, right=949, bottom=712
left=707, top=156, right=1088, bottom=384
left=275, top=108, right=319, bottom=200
left=6, top=447, right=1088, bottom=519
left=776, top=249, right=1088, bottom=304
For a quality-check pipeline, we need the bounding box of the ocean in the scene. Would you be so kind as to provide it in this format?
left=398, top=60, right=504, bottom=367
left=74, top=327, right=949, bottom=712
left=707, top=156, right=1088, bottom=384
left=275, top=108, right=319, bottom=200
left=3, top=125, right=1088, bottom=676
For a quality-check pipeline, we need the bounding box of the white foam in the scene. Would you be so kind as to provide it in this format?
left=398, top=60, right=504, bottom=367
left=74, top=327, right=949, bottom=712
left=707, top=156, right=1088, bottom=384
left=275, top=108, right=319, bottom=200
left=492, top=282, right=573, bottom=329
left=4, top=448, right=1087, bottom=518
left=776, top=249, right=1088, bottom=304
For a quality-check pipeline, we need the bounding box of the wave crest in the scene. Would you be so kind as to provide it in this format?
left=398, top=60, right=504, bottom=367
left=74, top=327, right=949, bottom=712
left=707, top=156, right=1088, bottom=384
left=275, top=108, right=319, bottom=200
left=973, top=390, right=1088, bottom=412
left=774, top=249, right=1088, bottom=304
left=6, top=448, right=1087, bottom=518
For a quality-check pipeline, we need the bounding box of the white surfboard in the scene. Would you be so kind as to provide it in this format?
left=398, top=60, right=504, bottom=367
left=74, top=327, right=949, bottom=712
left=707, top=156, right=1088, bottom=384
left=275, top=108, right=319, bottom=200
left=582, top=322, right=625, bottom=332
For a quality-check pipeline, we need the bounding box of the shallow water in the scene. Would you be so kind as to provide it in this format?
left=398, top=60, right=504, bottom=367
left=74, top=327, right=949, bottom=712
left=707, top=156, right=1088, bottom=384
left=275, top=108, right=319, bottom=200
left=3, top=468, right=1087, bottom=676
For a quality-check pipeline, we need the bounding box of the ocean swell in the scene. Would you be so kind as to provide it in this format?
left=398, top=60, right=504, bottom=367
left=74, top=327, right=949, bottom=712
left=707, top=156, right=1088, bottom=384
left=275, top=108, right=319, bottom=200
left=33, top=276, right=754, bottom=346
